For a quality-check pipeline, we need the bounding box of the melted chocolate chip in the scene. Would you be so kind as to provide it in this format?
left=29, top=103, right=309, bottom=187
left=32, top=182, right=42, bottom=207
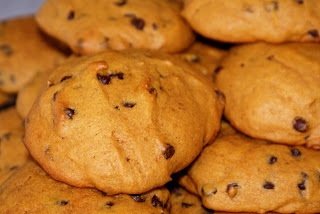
left=263, top=182, right=275, bottom=189
left=269, top=156, right=277, bottom=164
left=105, top=202, right=114, bottom=208
left=64, top=108, right=75, bottom=119
left=291, top=148, right=301, bottom=157
left=53, top=91, right=58, bottom=101
left=0, top=44, right=13, bottom=56
left=201, top=184, right=217, bottom=197
left=67, top=10, right=75, bottom=20
left=295, top=0, right=303, bottom=3
left=109, top=72, right=124, bottom=80
left=149, top=87, right=156, bottom=94
left=226, top=183, right=239, bottom=198
left=131, top=17, right=145, bottom=30
left=298, top=180, right=306, bottom=190
left=308, top=29, right=319, bottom=38
left=181, top=203, right=194, bottom=208
left=227, top=183, right=239, bottom=191
left=115, top=106, right=120, bottom=110
left=152, top=23, right=158, bottom=30
left=60, top=76, right=72, bottom=83
left=267, top=55, right=274, bottom=60
left=151, top=195, right=163, bottom=207
left=100, top=191, right=108, bottom=197
left=131, top=195, right=146, bottom=202
left=214, top=90, right=225, bottom=100
left=123, top=102, right=136, bottom=108
left=163, top=144, right=175, bottom=159
left=97, top=73, right=111, bottom=85
left=214, top=66, right=223, bottom=74
left=57, top=200, right=69, bottom=206
left=293, top=117, right=308, bottom=132
left=114, top=0, right=127, bottom=6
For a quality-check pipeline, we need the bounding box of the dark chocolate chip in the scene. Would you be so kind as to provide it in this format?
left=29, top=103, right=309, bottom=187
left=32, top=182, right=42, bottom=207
left=53, top=91, right=58, bottom=101
left=126, top=158, right=130, bottom=161
left=123, top=102, right=136, bottom=108
left=269, top=156, right=277, bottom=164
left=226, top=183, right=239, bottom=191
left=57, top=200, right=69, bottom=206
left=163, top=144, right=175, bottom=159
left=308, top=29, right=319, bottom=38
left=214, top=66, right=223, bottom=74
left=115, top=106, right=120, bottom=110
left=0, top=44, right=13, bottom=56
left=67, top=10, right=75, bottom=20
left=97, top=73, right=111, bottom=85
left=149, top=87, right=156, bottom=94
left=105, top=37, right=110, bottom=42
left=114, top=0, right=127, bottom=6
left=151, top=195, right=163, bottom=207
left=291, top=148, right=301, bottom=157
left=240, top=63, right=245, bottom=67
left=226, top=183, right=239, bottom=198
left=293, top=117, right=308, bottom=132
left=131, top=195, right=146, bottom=202
left=295, top=0, right=303, bottom=4
left=131, top=17, right=145, bottom=30
left=214, top=90, right=225, bottom=100
left=109, top=72, right=124, bottom=80
left=9, top=165, right=18, bottom=170
left=100, top=191, right=108, bottom=197
left=105, top=202, right=114, bottom=208
left=60, top=75, right=72, bottom=83
left=305, top=135, right=310, bottom=140
left=263, top=182, right=275, bottom=189
left=298, top=180, right=306, bottom=190
left=64, top=108, right=75, bottom=119
left=267, top=55, right=274, bottom=60
left=181, top=203, right=194, bottom=208
left=202, top=184, right=217, bottom=197
left=152, top=23, right=158, bottom=30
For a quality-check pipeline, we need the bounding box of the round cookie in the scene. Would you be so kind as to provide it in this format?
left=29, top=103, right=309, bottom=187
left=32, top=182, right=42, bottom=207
left=0, top=160, right=170, bottom=214
left=0, top=16, right=67, bottom=93
left=24, top=49, right=224, bottom=195
left=177, top=42, right=227, bottom=80
left=0, top=107, right=23, bottom=137
left=182, top=0, right=320, bottom=43
left=177, top=127, right=320, bottom=213
left=36, top=0, right=195, bottom=55
left=215, top=42, right=320, bottom=148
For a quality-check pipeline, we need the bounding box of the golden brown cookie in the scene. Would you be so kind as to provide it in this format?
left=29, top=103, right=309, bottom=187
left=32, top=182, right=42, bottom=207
left=0, top=107, right=23, bottom=137
left=182, top=0, right=320, bottom=43
left=177, top=42, right=227, bottom=80
left=0, top=160, right=170, bottom=214
left=0, top=16, right=67, bottom=93
left=24, top=49, right=224, bottom=195
left=0, top=91, right=15, bottom=108
left=36, top=0, right=195, bottom=55
left=215, top=42, right=320, bottom=148
left=177, top=128, right=320, bottom=213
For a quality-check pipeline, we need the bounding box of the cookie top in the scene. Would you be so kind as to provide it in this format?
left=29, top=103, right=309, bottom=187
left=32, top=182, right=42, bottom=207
left=178, top=129, right=320, bottom=213
left=177, top=42, right=227, bottom=80
left=182, top=0, right=320, bottom=43
left=0, top=16, right=67, bottom=93
left=215, top=42, right=320, bottom=148
left=24, top=49, right=224, bottom=195
left=0, top=160, right=170, bottom=214
left=36, top=0, right=195, bottom=55
left=0, top=107, right=23, bottom=137
left=16, top=71, right=49, bottom=119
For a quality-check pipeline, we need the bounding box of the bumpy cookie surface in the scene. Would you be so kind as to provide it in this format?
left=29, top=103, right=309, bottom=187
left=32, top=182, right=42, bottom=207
left=0, top=160, right=170, bottom=214
left=178, top=128, right=320, bottom=213
left=182, top=0, right=320, bottom=43
left=216, top=42, right=320, bottom=148
left=36, top=0, right=194, bottom=55
left=0, top=16, right=67, bottom=93
left=24, top=49, right=224, bottom=195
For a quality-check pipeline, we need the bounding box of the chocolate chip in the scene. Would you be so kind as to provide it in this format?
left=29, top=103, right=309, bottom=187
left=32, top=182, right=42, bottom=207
left=131, top=17, right=145, bottom=30
left=214, top=90, right=226, bottom=104
left=295, top=0, right=303, bottom=3
left=298, top=180, right=306, bottom=190
left=60, top=76, right=72, bottom=83
left=226, top=183, right=239, bottom=198
left=64, top=108, right=75, bottom=119
left=97, top=73, right=111, bottom=85
left=151, top=195, right=163, bottom=207
left=57, top=200, right=69, bottom=206
left=131, top=195, right=146, bottom=202
left=163, top=144, right=175, bottom=159
left=53, top=91, right=58, bottom=101
left=109, top=72, right=124, bottom=80
left=291, top=148, right=301, bottom=157
left=115, top=106, right=120, bottom=110
left=9, top=165, right=18, bottom=170
left=152, top=23, right=158, bottom=30
left=123, top=102, right=136, bottom=108
left=0, top=44, right=13, bottom=56
left=214, top=66, right=223, bottom=74
left=105, top=202, right=114, bottom=208
left=267, top=55, right=274, bottom=60
left=305, top=135, right=310, bottom=140
left=201, top=184, right=217, bottom=196
left=293, top=117, right=308, bottom=132
left=181, top=203, right=194, bottom=208
left=100, top=191, right=108, bottom=196
left=114, top=0, right=127, bottom=6
left=67, top=10, right=75, bottom=20
left=240, top=63, right=245, bottom=67
left=269, top=156, right=277, bottom=164
left=263, top=182, right=275, bottom=189
left=265, top=1, right=279, bottom=12
left=308, top=29, right=319, bottom=38
left=149, top=87, right=156, bottom=94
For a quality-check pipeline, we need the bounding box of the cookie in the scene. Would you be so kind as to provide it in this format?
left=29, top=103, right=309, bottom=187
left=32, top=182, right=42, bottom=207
left=16, top=71, right=49, bottom=119
left=215, top=42, right=320, bottom=148
left=24, top=49, right=224, bottom=195
left=177, top=42, right=227, bottom=80
left=0, top=91, right=15, bottom=108
left=0, top=107, right=23, bottom=137
left=182, top=0, right=320, bottom=43
left=0, top=160, right=170, bottom=214
left=0, top=16, right=67, bottom=93
left=177, top=127, right=320, bottom=213
left=36, top=0, right=195, bottom=55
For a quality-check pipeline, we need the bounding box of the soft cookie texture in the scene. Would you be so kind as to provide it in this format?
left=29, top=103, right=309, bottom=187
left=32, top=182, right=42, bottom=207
left=177, top=126, right=320, bottom=213
left=182, top=0, right=320, bottom=43
left=24, top=49, right=224, bottom=195
left=0, top=107, right=23, bottom=137
left=0, top=160, right=170, bottom=214
left=36, top=0, right=195, bottom=55
left=215, top=42, right=320, bottom=148
left=0, top=16, right=67, bottom=93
